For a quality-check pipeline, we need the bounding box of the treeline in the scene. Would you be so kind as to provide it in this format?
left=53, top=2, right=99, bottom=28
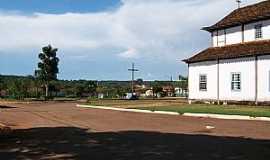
left=0, top=75, right=133, bottom=99
left=0, top=75, right=187, bottom=100
left=0, top=75, right=98, bottom=99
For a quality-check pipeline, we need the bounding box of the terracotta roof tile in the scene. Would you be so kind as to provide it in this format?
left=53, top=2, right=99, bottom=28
left=203, top=0, right=270, bottom=32
left=183, top=40, right=270, bottom=63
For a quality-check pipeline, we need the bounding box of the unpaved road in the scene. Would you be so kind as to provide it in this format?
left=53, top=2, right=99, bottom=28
left=0, top=102, right=270, bottom=160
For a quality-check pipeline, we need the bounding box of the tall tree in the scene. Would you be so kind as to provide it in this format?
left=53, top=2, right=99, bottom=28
left=136, top=78, right=144, bottom=86
left=84, top=81, right=97, bottom=97
left=35, top=45, right=59, bottom=98
left=152, top=81, right=163, bottom=98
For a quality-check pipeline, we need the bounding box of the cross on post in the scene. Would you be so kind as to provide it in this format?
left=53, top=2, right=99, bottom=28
left=236, top=0, right=242, bottom=9
left=128, top=63, right=139, bottom=94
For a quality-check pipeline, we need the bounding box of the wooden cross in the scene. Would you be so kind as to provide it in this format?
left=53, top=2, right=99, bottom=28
left=236, top=0, right=242, bottom=9
left=128, top=63, right=139, bottom=93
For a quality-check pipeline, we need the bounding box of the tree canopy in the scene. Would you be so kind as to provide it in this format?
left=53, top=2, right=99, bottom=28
left=35, top=45, right=60, bottom=97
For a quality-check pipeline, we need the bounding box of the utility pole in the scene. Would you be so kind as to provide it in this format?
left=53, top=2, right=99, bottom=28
left=236, top=0, right=241, bottom=9
left=128, top=63, right=139, bottom=93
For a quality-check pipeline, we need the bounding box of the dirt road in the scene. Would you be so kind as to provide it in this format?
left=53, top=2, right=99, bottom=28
left=0, top=102, right=270, bottom=160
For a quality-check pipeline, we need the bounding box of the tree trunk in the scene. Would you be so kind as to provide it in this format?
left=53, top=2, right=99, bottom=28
left=45, top=83, right=49, bottom=99
left=35, top=86, right=38, bottom=98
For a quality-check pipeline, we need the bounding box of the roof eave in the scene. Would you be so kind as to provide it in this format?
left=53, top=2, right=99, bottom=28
left=201, top=26, right=213, bottom=32
left=185, top=52, right=270, bottom=64
left=182, top=59, right=189, bottom=64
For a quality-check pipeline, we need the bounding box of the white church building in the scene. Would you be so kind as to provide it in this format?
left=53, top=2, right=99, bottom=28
left=184, top=1, right=270, bottom=104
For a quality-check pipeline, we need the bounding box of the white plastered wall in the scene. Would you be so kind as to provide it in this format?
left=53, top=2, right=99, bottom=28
left=188, top=56, right=270, bottom=102
left=219, top=57, right=256, bottom=101
left=188, top=61, right=217, bottom=100
left=257, top=55, right=270, bottom=101
left=211, top=19, right=270, bottom=47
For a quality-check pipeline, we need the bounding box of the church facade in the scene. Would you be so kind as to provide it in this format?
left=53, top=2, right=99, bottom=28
left=184, top=1, right=270, bottom=104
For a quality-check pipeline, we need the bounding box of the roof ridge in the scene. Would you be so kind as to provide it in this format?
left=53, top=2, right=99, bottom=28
left=240, top=0, right=269, bottom=10
left=203, top=0, right=270, bottom=32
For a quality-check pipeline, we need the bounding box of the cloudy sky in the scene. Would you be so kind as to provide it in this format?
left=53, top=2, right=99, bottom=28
left=0, top=0, right=264, bottom=80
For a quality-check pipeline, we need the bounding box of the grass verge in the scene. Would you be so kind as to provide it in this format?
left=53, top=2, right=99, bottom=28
left=134, top=104, right=270, bottom=118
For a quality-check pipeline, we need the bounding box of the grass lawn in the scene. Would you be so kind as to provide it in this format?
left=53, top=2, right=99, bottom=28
left=136, top=104, right=270, bottom=117
left=87, top=99, right=270, bottom=117
left=87, top=99, right=186, bottom=108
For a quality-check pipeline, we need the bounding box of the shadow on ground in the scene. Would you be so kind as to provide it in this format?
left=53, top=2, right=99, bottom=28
left=0, top=127, right=270, bottom=160
left=0, top=105, right=17, bottom=109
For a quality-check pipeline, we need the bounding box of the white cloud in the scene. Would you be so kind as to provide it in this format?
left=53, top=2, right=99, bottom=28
left=118, top=47, right=138, bottom=58
left=0, top=0, right=265, bottom=61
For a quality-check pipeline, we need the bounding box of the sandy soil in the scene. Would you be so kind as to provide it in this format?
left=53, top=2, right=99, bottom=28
left=0, top=102, right=270, bottom=160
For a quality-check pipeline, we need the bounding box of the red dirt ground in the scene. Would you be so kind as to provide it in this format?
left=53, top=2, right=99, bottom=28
left=0, top=102, right=270, bottom=160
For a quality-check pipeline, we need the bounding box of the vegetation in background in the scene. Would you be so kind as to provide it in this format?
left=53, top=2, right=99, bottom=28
left=0, top=75, right=188, bottom=100
left=0, top=75, right=97, bottom=100
left=152, top=81, right=164, bottom=97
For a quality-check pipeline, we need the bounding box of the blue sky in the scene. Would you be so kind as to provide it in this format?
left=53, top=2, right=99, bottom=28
left=0, top=0, right=122, bottom=13
left=0, top=0, right=264, bottom=80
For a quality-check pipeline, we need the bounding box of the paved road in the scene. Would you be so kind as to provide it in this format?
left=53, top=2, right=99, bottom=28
left=0, top=102, right=270, bottom=160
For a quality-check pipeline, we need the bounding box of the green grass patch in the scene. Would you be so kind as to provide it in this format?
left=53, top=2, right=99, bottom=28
left=86, top=99, right=270, bottom=117
left=135, top=104, right=270, bottom=117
